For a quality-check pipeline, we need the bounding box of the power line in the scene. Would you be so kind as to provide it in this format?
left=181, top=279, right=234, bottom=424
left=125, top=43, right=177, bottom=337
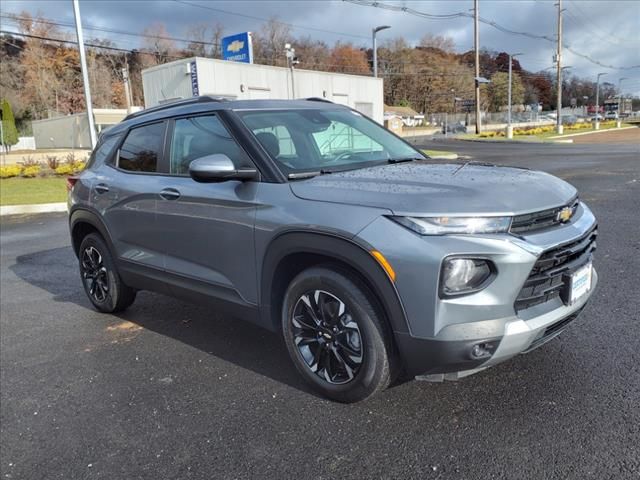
left=0, top=14, right=221, bottom=47
left=0, top=30, right=187, bottom=59
left=345, top=0, right=640, bottom=71
left=172, top=0, right=370, bottom=40
left=566, top=0, right=629, bottom=44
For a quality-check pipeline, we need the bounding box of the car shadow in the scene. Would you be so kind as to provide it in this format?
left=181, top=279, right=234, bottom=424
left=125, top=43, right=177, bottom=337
left=10, top=246, right=314, bottom=396
left=10, top=245, right=595, bottom=413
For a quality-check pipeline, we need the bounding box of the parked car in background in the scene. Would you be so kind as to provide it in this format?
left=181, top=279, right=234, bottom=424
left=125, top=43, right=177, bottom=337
left=68, top=97, right=598, bottom=402
left=561, top=115, right=578, bottom=125
left=442, top=121, right=467, bottom=134
left=604, top=112, right=618, bottom=120
left=589, top=114, right=604, bottom=122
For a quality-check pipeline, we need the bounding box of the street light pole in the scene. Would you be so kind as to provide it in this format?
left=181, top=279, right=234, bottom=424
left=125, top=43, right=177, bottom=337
left=474, top=0, right=481, bottom=134
left=555, top=0, right=564, bottom=134
left=285, top=43, right=297, bottom=99
left=507, top=52, right=523, bottom=139
left=372, top=25, right=390, bottom=78
left=72, top=0, right=97, bottom=148
left=594, top=72, right=607, bottom=130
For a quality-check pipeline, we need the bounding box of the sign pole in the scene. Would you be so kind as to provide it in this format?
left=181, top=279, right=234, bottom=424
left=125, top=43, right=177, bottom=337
left=72, top=0, right=97, bottom=148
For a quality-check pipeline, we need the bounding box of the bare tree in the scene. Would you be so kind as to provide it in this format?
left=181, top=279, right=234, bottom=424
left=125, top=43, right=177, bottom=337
left=141, top=23, right=177, bottom=66
left=252, top=17, right=292, bottom=66
left=184, top=22, right=224, bottom=58
left=418, top=34, right=455, bottom=53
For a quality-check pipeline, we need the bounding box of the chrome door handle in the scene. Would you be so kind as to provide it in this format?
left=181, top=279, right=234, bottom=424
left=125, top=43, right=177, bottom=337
left=95, top=183, right=109, bottom=194
left=159, top=188, right=181, bottom=200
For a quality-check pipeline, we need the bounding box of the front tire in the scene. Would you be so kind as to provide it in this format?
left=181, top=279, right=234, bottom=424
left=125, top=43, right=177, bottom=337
left=78, top=233, right=136, bottom=313
left=282, top=266, right=394, bottom=403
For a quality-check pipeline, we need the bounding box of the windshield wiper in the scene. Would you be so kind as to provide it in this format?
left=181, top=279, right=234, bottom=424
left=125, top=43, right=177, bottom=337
left=287, top=169, right=334, bottom=180
left=387, top=156, right=424, bottom=164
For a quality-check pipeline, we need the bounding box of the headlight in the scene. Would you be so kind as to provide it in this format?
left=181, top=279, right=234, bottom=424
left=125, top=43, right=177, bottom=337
left=391, top=216, right=511, bottom=235
left=440, top=258, right=494, bottom=296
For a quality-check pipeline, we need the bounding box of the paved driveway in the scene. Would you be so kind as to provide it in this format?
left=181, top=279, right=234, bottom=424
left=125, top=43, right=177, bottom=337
left=1, top=141, right=639, bottom=479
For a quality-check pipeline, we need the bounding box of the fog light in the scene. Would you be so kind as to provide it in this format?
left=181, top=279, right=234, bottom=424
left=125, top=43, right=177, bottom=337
left=470, top=342, right=496, bottom=359
left=440, top=258, right=493, bottom=297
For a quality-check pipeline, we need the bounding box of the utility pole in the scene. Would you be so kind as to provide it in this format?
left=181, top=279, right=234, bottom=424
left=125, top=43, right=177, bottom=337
left=372, top=25, right=391, bottom=78
left=617, top=77, right=627, bottom=126
left=122, top=64, right=132, bottom=113
left=474, top=0, right=481, bottom=134
left=72, top=0, right=97, bottom=148
left=507, top=52, right=523, bottom=139
left=594, top=72, right=607, bottom=130
left=555, top=0, right=563, bottom=134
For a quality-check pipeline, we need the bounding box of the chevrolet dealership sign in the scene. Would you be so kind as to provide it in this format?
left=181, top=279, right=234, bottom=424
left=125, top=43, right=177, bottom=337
left=222, top=32, right=254, bottom=64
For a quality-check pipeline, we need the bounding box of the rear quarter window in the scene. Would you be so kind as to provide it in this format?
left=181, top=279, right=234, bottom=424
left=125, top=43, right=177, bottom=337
left=86, top=134, right=122, bottom=169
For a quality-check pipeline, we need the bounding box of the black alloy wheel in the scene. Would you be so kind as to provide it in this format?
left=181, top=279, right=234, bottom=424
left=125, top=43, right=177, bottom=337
left=81, top=246, right=109, bottom=303
left=291, top=290, right=363, bottom=385
left=78, top=233, right=136, bottom=313
left=282, top=266, right=396, bottom=403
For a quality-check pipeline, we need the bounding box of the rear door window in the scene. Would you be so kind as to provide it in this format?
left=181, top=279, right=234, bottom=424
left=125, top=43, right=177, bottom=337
left=118, top=122, right=165, bottom=173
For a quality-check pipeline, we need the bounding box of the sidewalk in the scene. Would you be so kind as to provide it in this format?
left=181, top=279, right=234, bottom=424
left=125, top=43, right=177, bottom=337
left=0, top=202, right=67, bottom=217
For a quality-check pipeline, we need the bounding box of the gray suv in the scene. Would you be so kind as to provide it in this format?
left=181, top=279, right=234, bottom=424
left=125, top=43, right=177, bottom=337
left=68, top=97, right=597, bottom=402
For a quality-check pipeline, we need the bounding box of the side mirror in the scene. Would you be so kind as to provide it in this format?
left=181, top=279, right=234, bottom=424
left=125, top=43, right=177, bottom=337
left=189, top=154, right=258, bottom=183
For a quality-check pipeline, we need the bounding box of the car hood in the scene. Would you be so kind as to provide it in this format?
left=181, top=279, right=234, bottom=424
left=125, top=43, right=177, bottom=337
left=289, top=162, right=577, bottom=216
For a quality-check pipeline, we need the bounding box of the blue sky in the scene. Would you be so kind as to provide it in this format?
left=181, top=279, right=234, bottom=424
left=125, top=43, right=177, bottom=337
left=2, top=0, right=639, bottom=94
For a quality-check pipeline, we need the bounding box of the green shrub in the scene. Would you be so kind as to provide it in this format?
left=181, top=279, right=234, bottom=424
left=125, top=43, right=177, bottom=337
left=55, top=164, right=75, bottom=176
left=0, top=165, right=22, bottom=178
left=21, top=165, right=41, bottom=178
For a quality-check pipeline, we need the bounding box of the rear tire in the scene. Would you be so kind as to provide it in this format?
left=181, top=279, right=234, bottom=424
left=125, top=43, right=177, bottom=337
left=78, top=233, right=136, bottom=313
left=282, top=266, right=394, bottom=403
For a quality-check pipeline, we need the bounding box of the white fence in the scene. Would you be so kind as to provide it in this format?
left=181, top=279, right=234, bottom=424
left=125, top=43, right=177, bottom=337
left=14, top=136, right=36, bottom=150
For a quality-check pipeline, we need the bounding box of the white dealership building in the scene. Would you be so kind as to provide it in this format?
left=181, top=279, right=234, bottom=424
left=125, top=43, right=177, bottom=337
left=141, top=57, right=384, bottom=123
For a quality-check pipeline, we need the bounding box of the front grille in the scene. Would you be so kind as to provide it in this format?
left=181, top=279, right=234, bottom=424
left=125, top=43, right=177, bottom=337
left=510, top=198, right=579, bottom=234
left=515, top=226, right=597, bottom=312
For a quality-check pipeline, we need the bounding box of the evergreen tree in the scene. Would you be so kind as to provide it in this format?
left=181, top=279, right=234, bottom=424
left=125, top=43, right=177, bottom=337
left=1, top=99, right=19, bottom=152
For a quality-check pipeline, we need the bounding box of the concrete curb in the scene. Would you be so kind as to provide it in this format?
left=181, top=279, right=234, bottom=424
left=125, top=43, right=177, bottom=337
left=456, top=137, right=545, bottom=145
left=0, top=202, right=67, bottom=217
left=428, top=153, right=459, bottom=160
left=547, top=126, right=636, bottom=139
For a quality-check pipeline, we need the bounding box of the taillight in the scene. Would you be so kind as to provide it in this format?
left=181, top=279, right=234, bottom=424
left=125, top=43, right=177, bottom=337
left=66, top=175, right=79, bottom=192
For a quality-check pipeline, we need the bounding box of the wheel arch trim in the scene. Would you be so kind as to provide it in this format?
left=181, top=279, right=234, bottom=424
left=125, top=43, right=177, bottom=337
left=259, top=229, right=409, bottom=335
left=69, top=207, right=116, bottom=259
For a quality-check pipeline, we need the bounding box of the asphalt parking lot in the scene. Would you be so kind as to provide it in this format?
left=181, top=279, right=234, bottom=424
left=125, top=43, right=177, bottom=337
left=1, top=138, right=639, bottom=479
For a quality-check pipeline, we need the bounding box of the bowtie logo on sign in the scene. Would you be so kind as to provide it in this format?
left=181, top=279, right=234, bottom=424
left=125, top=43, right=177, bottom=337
left=221, top=32, right=254, bottom=64
left=227, top=40, right=245, bottom=53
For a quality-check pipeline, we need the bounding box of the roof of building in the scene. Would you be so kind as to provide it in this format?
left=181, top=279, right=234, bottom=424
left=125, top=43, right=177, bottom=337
left=384, top=105, right=421, bottom=117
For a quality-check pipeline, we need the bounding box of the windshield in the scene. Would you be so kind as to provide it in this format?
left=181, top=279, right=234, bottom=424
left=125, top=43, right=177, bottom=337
left=238, top=108, right=423, bottom=175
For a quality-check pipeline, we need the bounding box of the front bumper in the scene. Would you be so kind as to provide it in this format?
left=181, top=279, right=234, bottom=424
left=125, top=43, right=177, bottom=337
left=396, top=269, right=596, bottom=379
left=357, top=202, right=598, bottom=379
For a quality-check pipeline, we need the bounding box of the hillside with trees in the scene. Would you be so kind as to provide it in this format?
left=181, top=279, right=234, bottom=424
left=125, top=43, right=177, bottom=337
left=0, top=12, right=622, bottom=134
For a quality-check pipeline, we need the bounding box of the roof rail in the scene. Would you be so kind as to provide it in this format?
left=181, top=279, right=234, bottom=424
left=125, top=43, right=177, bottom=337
left=124, top=96, right=227, bottom=121
left=305, top=97, right=334, bottom=104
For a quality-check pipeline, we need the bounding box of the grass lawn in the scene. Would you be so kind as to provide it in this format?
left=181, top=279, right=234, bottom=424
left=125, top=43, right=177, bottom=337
left=460, top=122, right=630, bottom=142
left=0, top=177, right=68, bottom=206
left=422, top=149, right=458, bottom=158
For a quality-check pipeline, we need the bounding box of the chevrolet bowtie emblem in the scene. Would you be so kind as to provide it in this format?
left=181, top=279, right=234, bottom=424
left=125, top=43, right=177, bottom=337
left=557, top=206, right=573, bottom=223
left=227, top=40, right=245, bottom=53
